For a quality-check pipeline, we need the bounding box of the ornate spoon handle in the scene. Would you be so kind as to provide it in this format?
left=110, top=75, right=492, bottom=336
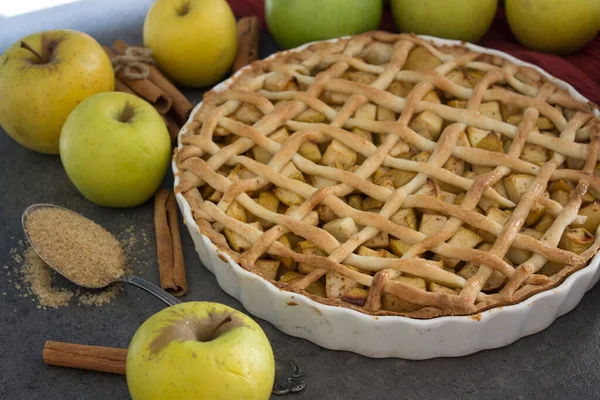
left=272, top=355, right=307, bottom=395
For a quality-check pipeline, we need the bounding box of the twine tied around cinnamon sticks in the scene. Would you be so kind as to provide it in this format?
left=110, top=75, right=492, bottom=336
left=111, top=46, right=154, bottom=80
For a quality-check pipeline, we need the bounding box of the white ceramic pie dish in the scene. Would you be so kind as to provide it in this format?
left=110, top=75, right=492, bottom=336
left=173, top=35, right=600, bottom=359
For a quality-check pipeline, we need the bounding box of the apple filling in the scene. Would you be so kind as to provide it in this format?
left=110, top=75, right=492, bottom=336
left=177, top=33, right=600, bottom=317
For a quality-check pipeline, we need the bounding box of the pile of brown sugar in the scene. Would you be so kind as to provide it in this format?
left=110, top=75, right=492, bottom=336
left=24, top=207, right=126, bottom=288
left=22, top=246, right=73, bottom=308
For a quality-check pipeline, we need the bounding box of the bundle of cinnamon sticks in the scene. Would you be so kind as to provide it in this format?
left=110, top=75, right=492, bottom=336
left=103, top=40, right=193, bottom=145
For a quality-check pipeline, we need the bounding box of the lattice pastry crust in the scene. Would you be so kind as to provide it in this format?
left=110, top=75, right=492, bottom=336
left=175, top=32, right=600, bottom=318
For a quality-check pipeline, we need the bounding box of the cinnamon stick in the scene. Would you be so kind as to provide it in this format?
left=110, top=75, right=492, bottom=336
left=114, top=77, right=135, bottom=95
left=112, top=40, right=193, bottom=124
left=167, top=191, right=186, bottom=292
left=154, top=189, right=187, bottom=296
left=103, top=46, right=172, bottom=114
left=43, top=341, right=126, bottom=375
left=161, top=113, right=181, bottom=145
left=232, top=16, right=260, bottom=73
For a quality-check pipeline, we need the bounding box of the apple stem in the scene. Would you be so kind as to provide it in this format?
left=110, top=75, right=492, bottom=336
left=208, top=316, right=232, bottom=341
left=20, top=41, right=45, bottom=63
left=177, top=0, right=191, bottom=16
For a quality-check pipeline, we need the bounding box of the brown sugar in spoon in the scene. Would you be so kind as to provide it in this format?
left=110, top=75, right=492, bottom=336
left=22, top=203, right=181, bottom=306
left=22, top=203, right=305, bottom=395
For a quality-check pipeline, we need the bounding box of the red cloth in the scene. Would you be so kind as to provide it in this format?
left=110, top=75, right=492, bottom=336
left=227, top=0, right=600, bottom=104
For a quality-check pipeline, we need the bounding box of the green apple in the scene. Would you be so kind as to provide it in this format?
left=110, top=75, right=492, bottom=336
left=266, top=0, right=383, bottom=50
left=59, top=92, right=171, bottom=208
left=144, top=0, right=238, bottom=88
left=0, top=30, right=114, bottom=154
left=506, top=0, right=600, bottom=55
left=126, top=302, right=275, bottom=400
left=391, top=0, right=498, bottom=43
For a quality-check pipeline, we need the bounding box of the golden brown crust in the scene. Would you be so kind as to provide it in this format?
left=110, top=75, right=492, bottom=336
left=176, top=31, right=600, bottom=318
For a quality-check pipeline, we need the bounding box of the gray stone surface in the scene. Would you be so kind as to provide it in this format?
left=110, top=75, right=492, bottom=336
left=1, top=1, right=599, bottom=399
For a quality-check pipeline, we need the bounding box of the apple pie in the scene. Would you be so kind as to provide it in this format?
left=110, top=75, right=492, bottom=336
left=175, top=32, right=600, bottom=318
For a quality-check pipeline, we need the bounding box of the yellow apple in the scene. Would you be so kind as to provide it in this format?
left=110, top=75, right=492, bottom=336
left=143, top=0, right=238, bottom=88
left=126, top=302, right=275, bottom=400
left=391, top=0, right=498, bottom=43
left=59, top=92, right=171, bottom=208
left=506, top=0, right=600, bottom=55
left=0, top=30, right=114, bottom=154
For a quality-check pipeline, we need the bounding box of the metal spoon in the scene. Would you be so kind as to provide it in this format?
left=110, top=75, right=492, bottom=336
left=22, top=204, right=305, bottom=395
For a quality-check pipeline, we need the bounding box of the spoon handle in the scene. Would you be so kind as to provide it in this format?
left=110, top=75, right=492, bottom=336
left=120, top=276, right=181, bottom=306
